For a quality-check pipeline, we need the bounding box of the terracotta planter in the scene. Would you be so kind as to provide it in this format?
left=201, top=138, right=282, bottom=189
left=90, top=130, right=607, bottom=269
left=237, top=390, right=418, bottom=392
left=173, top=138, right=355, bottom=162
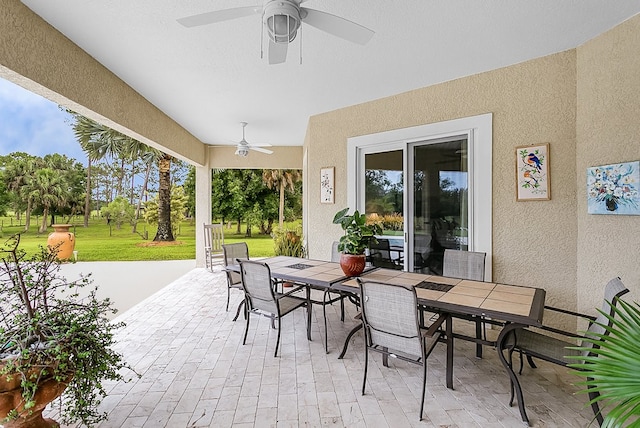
left=339, top=253, right=366, bottom=277
left=0, top=360, right=71, bottom=428
left=47, top=224, right=75, bottom=260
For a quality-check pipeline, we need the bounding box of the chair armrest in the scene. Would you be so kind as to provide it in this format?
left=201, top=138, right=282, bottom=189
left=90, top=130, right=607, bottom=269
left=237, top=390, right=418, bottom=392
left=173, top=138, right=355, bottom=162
left=423, top=313, right=448, bottom=338
left=544, top=305, right=597, bottom=321
left=278, top=284, right=307, bottom=298
left=534, top=324, right=583, bottom=340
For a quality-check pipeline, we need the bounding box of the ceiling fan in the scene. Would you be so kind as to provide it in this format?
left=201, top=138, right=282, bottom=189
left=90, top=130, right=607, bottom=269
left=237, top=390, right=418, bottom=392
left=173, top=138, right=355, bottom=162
left=233, top=122, right=273, bottom=157
left=177, top=0, right=375, bottom=64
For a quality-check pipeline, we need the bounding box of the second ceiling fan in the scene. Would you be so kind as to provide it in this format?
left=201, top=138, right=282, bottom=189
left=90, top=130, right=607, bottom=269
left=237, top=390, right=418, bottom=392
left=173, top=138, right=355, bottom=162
left=177, top=0, right=375, bottom=64
left=233, top=122, right=273, bottom=157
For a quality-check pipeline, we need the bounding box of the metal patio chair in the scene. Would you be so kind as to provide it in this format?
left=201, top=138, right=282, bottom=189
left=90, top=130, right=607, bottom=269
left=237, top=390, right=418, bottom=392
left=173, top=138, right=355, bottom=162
left=368, top=238, right=402, bottom=270
left=203, top=223, right=224, bottom=270
left=442, top=249, right=487, bottom=357
left=222, top=242, right=249, bottom=321
left=238, top=259, right=311, bottom=357
left=510, top=277, right=629, bottom=426
left=358, top=279, right=447, bottom=420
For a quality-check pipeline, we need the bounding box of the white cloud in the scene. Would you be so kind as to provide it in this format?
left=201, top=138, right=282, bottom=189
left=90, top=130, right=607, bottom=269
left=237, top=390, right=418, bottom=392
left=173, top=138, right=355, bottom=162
left=0, top=78, right=85, bottom=163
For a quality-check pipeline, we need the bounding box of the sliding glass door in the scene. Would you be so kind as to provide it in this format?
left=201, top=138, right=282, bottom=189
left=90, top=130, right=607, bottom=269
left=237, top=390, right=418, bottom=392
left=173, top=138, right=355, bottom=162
left=409, top=138, right=468, bottom=274
left=347, top=113, right=492, bottom=278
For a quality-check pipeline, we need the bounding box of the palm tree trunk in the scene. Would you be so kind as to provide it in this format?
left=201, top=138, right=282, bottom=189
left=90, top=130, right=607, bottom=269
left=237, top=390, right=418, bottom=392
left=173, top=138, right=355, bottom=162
left=39, top=207, right=48, bottom=234
left=279, top=181, right=285, bottom=227
left=84, top=157, right=92, bottom=227
left=136, top=162, right=152, bottom=219
left=153, top=155, right=174, bottom=241
left=24, top=199, right=32, bottom=232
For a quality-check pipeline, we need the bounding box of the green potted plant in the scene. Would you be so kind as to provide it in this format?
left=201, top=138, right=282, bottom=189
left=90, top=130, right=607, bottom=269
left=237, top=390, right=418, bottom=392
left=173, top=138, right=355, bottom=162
left=0, top=234, right=134, bottom=428
left=272, top=225, right=306, bottom=258
left=332, top=207, right=382, bottom=276
left=567, top=299, right=640, bottom=427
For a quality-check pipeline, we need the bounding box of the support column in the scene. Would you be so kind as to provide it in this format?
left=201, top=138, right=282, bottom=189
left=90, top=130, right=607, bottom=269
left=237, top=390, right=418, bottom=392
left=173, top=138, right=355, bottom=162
left=195, top=159, right=212, bottom=268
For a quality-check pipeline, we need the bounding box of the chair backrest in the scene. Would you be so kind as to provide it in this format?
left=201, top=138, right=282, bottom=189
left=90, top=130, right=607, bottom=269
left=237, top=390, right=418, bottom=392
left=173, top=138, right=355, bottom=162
left=331, top=241, right=341, bottom=262
left=204, top=223, right=224, bottom=253
left=581, top=277, right=629, bottom=353
left=222, top=242, right=249, bottom=285
left=369, top=238, right=398, bottom=269
left=358, top=279, right=422, bottom=357
left=442, top=249, right=486, bottom=281
left=239, top=259, right=278, bottom=314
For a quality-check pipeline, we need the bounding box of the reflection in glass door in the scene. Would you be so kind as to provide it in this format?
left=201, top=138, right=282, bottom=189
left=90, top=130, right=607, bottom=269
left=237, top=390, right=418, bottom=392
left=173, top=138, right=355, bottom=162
left=411, top=138, right=468, bottom=274
left=364, top=150, right=404, bottom=268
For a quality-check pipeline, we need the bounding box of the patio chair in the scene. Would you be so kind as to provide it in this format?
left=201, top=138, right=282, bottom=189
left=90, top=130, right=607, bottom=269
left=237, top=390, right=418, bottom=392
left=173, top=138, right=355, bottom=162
left=204, top=223, right=224, bottom=270
left=368, top=238, right=402, bottom=270
left=358, top=278, right=447, bottom=421
left=442, top=249, right=487, bottom=357
left=238, top=259, right=311, bottom=357
left=331, top=240, right=340, bottom=262
left=222, top=242, right=249, bottom=321
left=510, top=277, right=629, bottom=426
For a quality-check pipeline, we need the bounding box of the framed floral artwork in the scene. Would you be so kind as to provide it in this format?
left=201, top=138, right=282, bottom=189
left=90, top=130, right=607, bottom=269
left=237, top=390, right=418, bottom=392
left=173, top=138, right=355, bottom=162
left=587, top=161, right=640, bottom=215
left=516, top=143, right=550, bottom=201
left=320, top=167, right=334, bottom=204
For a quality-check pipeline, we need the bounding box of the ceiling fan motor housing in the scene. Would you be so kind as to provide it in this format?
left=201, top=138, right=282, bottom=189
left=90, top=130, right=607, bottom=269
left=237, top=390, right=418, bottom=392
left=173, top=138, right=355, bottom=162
left=263, top=1, right=300, bottom=43
left=235, top=146, right=249, bottom=157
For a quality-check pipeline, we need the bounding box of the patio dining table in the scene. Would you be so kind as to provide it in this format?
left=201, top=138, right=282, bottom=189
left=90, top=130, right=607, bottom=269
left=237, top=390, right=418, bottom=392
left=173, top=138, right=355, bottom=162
left=226, top=256, right=545, bottom=425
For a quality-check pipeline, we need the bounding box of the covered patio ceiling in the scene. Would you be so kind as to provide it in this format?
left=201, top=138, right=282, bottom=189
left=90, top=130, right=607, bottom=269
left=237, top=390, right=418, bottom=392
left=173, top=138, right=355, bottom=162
left=20, top=1, right=640, bottom=152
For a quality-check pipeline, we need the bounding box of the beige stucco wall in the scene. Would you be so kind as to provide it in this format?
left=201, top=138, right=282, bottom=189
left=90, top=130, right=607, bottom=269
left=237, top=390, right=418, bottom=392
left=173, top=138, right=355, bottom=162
left=305, top=51, right=578, bottom=311
left=576, top=14, right=640, bottom=314
left=0, top=0, right=205, bottom=166
left=208, top=146, right=303, bottom=169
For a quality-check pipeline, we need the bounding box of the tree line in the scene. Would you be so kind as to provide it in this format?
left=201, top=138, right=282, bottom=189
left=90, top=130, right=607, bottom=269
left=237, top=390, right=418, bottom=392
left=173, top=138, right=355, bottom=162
left=0, top=112, right=302, bottom=239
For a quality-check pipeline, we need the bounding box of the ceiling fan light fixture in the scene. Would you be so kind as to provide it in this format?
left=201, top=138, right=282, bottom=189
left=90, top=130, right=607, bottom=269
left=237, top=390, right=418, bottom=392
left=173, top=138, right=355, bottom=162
left=235, top=146, right=248, bottom=157
left=263, top=1, right=300, bottom=43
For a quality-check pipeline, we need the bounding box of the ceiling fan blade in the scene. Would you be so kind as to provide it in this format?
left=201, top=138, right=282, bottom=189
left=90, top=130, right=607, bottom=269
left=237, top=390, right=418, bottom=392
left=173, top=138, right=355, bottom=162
left=249, top=146, right=274, bottom=155
left=251, top=142, right=272, bottom=147
left=301, top=8, right=374, bottom=45
left=177, top=6, right=260, bottom=28
left=268, top=39, right=288, bottom=64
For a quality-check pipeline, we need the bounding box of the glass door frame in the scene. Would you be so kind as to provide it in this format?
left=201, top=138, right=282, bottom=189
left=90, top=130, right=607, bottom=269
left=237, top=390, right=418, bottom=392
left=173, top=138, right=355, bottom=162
left=347, top=113, right=493, bottom=279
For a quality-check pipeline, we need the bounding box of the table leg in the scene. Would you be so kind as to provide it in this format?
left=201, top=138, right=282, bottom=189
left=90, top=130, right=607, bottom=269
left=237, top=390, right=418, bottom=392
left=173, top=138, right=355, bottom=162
left=323, top=289, right=330, bottom=353
left=446, top=315, right=454, bottom=389
left=306, top=286, right=312, bottom=341
left=496, top=323, right=530, bottom=426
left=338, top=323, right=362, bottom=359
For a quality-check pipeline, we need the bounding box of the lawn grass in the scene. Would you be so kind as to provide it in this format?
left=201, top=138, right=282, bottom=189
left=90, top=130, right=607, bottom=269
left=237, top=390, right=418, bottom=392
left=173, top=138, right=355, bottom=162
left=0, top=215, right=288, bottom=261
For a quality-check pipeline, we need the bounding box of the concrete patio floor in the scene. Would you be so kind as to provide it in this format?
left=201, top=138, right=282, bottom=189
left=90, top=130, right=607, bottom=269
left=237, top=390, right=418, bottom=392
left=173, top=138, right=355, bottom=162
left=47, top=265, right=597, bottom=427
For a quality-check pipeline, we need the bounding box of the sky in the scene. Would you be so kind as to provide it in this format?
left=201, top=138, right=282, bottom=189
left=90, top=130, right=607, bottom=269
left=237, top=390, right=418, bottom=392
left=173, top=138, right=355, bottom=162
left=0, top=78, right=86, bottom=164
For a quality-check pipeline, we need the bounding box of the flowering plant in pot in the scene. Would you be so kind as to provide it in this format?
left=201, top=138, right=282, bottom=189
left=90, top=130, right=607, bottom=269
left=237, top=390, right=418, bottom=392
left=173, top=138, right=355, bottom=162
left=0, top=234, right=133, bottom=427
left=332, top=208, right=382, bottom=276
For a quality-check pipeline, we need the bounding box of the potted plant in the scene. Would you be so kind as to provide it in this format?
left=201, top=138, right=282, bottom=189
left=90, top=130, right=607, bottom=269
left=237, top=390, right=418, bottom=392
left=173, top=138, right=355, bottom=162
left=332, top=207, right=382, bottom=276
left=567, top=299, right=640, bottom=427
left=0, top=234, right=134, bottom=428
left=272, top=226, right=307, bottom=287
left=272, top=226, right=306, bottom=258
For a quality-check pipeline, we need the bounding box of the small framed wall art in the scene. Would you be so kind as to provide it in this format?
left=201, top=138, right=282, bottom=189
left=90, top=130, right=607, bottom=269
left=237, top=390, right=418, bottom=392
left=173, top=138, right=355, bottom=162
left=320, top=167, right=334, bottom=204
left=587, top=160, right=640, bottom=215
left=516, top=143, right=550, bottom=201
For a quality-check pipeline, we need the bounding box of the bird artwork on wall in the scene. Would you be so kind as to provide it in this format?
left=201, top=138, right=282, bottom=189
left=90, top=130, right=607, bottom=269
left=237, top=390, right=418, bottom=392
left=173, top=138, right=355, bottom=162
left=516, top=143, right=550, bottom=201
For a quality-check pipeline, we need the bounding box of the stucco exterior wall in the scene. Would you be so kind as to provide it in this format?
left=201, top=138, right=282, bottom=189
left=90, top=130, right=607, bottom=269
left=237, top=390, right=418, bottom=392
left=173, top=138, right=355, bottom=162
left=576, top=15, right=640, bottom=313
left=208, top=146, right=303, bottom=169
left=0, top=0, right=205, bottom=166
left=305, top=51, right=578, bottom=311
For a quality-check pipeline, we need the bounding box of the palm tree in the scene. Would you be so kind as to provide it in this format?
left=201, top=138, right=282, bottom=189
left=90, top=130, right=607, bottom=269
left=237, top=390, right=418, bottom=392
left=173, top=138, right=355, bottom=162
left=153, top=153, right=174, bottom=241
left=262, top=169, right=302, bottom=227
left=70, top=114, right=171, bottom=239
left=3, top=153, right=37, bottom=231
left=31, top=167, right=66, bottom=233
left=72, top=113, right=118, bottom=227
